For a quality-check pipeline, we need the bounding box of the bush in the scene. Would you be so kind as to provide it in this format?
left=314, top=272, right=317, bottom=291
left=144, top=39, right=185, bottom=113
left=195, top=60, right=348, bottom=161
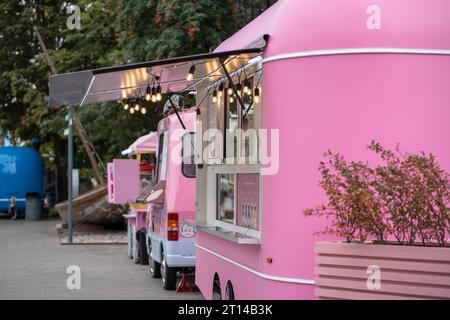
left=304, top=142, right=450, bottom=247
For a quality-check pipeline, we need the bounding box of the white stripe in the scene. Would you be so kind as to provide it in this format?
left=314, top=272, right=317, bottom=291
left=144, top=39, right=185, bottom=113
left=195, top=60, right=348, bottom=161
left=0, top=198, right=26, bottom=202
left=195, top=244, right=315, bottom=285
left=263, top=48, right=450, bottom=64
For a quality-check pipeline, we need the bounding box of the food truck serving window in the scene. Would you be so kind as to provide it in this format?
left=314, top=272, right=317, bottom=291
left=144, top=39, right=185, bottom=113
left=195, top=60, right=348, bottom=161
left=182, top=133, right=196, bottom=178
left=215, top=172, right=260, bottom=232
left=206, top=71, right=262, bottom=165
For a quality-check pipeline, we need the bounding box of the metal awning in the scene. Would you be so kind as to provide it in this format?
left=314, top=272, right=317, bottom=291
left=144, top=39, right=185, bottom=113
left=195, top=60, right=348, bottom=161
left=121, top=131, right=157, bottom=156
left=49, top=37, right=268, bottom=108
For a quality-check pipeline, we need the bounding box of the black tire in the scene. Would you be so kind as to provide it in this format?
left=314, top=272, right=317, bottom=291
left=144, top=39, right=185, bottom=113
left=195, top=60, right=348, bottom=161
left=213, top=273, right=222, bottom=300
left=139, top=231, right=149, bottom=265
left=225, top=281, right=235, bottom=300
left=148, top=241, right=161, bottom=278
left=161, top=251, right=177, bottom=290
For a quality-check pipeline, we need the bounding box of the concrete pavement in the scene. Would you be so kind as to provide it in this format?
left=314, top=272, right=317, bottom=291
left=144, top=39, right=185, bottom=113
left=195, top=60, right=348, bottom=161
left=0, top=219, right=202, bottom=300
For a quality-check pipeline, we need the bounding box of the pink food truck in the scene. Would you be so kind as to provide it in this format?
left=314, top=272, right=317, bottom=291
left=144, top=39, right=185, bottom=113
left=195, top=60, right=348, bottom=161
left=49, top=0, right=450, bottom=299
left=121, top=132, right=157, bottom=264
left=145, top=108, right=197, bottom=290
left=193, top=0, right=450, bottom=299
left=107, top=132, right=157, bottom=264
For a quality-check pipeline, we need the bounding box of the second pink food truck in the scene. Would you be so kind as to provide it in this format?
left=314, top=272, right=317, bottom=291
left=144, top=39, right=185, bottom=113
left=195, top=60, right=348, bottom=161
left=146, top=108, right=197, bottom=290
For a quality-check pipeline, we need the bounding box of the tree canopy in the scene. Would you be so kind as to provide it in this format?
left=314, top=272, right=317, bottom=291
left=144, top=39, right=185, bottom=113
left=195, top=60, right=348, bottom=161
left=0, top=0, right=276, bottom=199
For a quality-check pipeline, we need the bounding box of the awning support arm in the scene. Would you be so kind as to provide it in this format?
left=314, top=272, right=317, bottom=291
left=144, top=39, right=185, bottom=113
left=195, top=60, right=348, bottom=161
left=168, top=95, right=187, bottom=130
left=243, top=100, right=254, bottom=120
left=219, top=58, right=246, bottom=112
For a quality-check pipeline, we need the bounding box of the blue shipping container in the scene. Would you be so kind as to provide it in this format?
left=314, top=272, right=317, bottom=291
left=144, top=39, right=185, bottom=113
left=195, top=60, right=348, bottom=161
left=0, top=147, right=45, bottom=212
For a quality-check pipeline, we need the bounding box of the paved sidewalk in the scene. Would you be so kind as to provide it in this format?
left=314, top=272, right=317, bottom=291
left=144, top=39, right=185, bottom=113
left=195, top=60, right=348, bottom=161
left=0, top=219, right=202, bottom=300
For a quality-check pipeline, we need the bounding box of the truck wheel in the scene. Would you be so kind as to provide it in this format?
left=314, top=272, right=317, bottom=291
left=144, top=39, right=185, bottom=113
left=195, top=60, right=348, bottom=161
left=148, top=241, right=161, bottom=278
left=161, top=252, right=177, bottom=290
left=139, top=231, right=149, bottom=265
left=225, top=281, right=235, bottom=300
left=132, top=226, right=139, bottom=264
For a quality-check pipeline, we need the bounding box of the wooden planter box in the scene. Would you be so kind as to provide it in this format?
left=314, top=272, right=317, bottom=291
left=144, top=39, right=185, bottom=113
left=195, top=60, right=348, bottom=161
left=314, top=241, right=450, bottom=300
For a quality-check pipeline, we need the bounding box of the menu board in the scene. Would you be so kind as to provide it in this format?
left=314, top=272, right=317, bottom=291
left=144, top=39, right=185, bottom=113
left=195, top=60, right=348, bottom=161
left=236, top=173, right=260, bottom=230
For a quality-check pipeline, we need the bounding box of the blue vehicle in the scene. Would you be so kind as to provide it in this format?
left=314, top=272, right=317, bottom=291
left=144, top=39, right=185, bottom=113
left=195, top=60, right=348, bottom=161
left=0, top=147, right=45, bottom=213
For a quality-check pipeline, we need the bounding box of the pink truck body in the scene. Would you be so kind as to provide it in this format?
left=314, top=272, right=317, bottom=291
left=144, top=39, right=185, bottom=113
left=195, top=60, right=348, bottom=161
left=194, top=0, right=450, bottom=299
left=146, top=109, right=197, bottom=289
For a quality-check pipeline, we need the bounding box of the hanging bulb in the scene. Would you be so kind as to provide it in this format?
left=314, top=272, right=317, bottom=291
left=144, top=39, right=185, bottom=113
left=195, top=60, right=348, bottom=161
left=229, top=95, right=235, bottom=103
left=123, top=101, right=129, bottom=110
left=243, top=79, right=250, bottom=94
left=134, top=99, right=140, bottom=111
left=227, top=86, right=233, bottom=96
left=141, top=107, right=147, bottom=115
left=156, top=85, right=162, bottom=101
left=218, top=83, right=224, bottom=97
left=145, top=85, right=151, bottom=101
left=212, top=90, right=218, bottom=103
left=254, top=88, right=260, bottom=104
left=130, top=107, right=135, bottom=114
left=244, top=79, right=252, bottom=95
left=186, top=65, right=195, bottom=81
left=236, top=83, right=242, bottom=96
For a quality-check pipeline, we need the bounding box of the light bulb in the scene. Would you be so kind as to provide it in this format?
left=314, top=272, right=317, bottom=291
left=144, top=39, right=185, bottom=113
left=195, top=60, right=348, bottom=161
left=212, top=90, right=218, bottom=103
left=229, top=96, right=234, bottom=103
left=227, top=87, right=233, bottom=95
left=156, top=85, right=162, bottom=101
left=186, top=65, right=195, bottom=81
left=130, top=108, right=135, bottom=114
left=141, top=107, right=147, bottom=114
left=123, top=103, right=129, bottom=110
left=218, top=83, right=224, bottom=97
left=254, top=88, right=260, bottom=104
left=135, top=102, right=140, bottom=111
left=243, top=79, right=250, bottom=94
left=145, top=85, right=151, bottom=101
left=236, top=83, right=242, bottom=97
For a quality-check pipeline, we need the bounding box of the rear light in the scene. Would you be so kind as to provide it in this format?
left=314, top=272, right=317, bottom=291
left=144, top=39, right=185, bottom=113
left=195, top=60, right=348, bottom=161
left=167, top=213, right=179, bottom=241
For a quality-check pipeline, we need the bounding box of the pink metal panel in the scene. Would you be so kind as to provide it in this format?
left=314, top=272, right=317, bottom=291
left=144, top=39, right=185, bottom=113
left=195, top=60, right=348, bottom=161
left=109, top=159, right=139, bottom=205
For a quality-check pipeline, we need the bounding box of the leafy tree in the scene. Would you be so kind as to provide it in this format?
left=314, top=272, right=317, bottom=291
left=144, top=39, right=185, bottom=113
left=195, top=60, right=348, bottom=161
left=0, top=0, right=276, bottom=201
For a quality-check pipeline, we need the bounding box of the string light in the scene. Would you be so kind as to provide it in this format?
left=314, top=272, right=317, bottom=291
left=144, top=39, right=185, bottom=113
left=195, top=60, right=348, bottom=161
left=156, top=84, right=162, bottom=101
left=243, top=79, right=251, bottom=94
left=145, top=84, right=151, bottom=101
left=236, top=83, right=242, bottom=97
left=227, top=86, right=233, bottom=96
left=123, top=101, right=129, bottom=110
left=186, top=65, right=196, bottom=81
left=254, top=88, right=260, bottom=104
left=134, top=99, right=141, bottom=111
left=212, top=90, right=218, bottom=103
left=151, top=86, right=157, bottom=103
left=130, top=107, right=135, bottom=114
left=229, top=95, right=235, bottom=103
left=141, top=107, right=147, bottom=114
left=218, top=83, right=224, bottom=97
